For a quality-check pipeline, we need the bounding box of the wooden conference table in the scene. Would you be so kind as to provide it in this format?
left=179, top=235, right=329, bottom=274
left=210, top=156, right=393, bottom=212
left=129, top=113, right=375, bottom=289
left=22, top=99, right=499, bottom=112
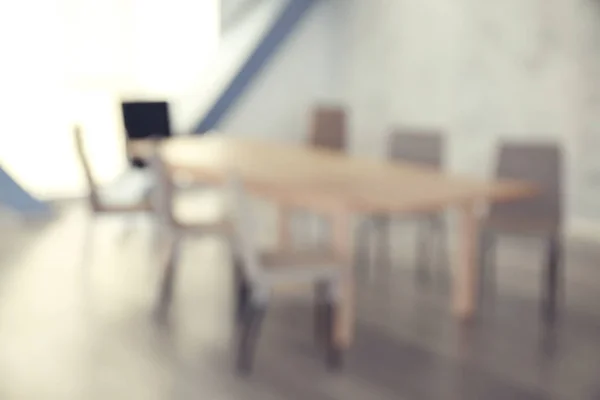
left=129, top=135, right=536, bottom=349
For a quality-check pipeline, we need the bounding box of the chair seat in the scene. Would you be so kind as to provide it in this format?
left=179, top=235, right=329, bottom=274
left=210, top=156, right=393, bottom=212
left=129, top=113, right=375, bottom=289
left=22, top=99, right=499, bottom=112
left=483, top=216, right=559, bottom=236
left=98, top=169, right=155, bottom=209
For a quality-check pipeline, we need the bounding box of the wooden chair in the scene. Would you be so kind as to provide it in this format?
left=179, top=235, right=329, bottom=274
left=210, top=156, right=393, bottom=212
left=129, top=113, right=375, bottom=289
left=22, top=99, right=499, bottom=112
left=362, top=128, right=447, bottom=282
left=388, top=128, right=444, bottom=167
left=310, top=106, right=347, bottom=151
left=297, top=106, right=348, bottom=249
left=74, top=125, right=153, bottom=214
left=227, top=172, right=345, bottom=374
left=479, top=142, right=563, bottom=321
left=149, top=148, right=229, bottom=310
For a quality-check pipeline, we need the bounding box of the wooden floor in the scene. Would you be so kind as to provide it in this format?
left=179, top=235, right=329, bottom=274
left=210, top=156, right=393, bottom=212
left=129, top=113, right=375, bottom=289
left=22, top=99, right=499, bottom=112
left=1, top=198, right=600, bottom=399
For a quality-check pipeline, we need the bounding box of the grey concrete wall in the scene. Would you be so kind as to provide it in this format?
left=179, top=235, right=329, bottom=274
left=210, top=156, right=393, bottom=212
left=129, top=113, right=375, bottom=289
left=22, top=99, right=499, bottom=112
left=342, top=0, right=600, bottom=236
left=221, top=0, right=347, bottom=142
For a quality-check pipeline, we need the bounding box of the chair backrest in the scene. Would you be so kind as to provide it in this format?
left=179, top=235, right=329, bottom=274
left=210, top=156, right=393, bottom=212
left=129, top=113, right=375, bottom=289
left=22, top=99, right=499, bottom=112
left=388, top=127, right=444, bottom=167
left=148, top=146, right=175, bottom=226
left=226, top=172, right=263, bottom=284
left=73, top=126, right=101, bottom=210
left=489, top=142, right=562, bottom=228
left=309, top=106, right=347, bottom=151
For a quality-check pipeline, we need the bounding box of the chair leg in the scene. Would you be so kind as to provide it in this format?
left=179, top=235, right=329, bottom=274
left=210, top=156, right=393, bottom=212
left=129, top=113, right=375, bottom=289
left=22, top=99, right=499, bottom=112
left=478, top=231, right=496, bottom=304
left=156, top=234, right=182, bottom=314
left=314, top=281, right=329, bottom=344
left=415, top=220, right=433, bottom=284
left=234, top=259, right=250, bottom=323
left=374, top=216, right=391, bottom=270
left=323, top=300, right=343, bottom=370
left=353, top=219, right=371, bottom=275
left=542, top=234, right=562, bottom=323
left=432, top=216, right=450, bottom=283
left=237, top=301, right=267, bottom=375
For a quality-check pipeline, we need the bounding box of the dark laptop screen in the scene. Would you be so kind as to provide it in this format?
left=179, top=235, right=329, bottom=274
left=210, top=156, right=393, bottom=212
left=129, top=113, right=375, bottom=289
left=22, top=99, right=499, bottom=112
left=121, top=101, right=171, bottom=139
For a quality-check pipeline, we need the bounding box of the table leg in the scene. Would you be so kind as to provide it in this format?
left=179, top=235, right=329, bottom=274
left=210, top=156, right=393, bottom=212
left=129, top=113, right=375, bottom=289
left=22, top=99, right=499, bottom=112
left=453, top=203, right=480, bottom=319
left=277, top=205, right=293, bottom=251
left=330, top=210, right=355, bottom=349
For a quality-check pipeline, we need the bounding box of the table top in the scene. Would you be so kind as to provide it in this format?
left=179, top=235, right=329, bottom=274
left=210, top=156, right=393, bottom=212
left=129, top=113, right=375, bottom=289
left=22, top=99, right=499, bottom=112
left=129, top=135, right=537, bottom=213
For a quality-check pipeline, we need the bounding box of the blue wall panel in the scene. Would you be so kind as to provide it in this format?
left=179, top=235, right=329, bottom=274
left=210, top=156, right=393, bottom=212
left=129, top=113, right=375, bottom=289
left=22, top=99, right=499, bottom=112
left=194, top=0, right=317, bottom=133
left=0, top=167, right=50, bottom=215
